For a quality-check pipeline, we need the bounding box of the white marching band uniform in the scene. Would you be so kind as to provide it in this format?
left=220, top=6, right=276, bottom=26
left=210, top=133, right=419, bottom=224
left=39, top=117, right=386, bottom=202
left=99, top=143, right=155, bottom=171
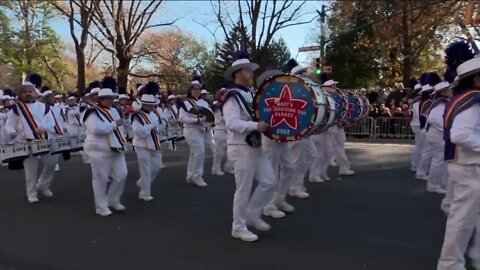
left=416, top=86, right=435, bottom=180
left=426, top=85, right=450, bottom=195
left=410, top=84, right=423, bottom=172
left=211, top=106, right=234, bottom=175
left=223, top=84, right=276, bottom=241
left=179, top=97, right=211, bottom=187
left=83, top=96, right=127, bottom=216
left=132, top=99, right=165, bottom=201
left=38, top=101, right=67, bottom=193
left=5, top=100, right=55, bottom=202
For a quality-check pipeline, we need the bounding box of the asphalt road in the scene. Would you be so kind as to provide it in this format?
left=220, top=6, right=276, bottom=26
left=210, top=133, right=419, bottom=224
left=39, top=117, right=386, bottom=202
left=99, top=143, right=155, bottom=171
left=0, top=142, right=450, bottom=270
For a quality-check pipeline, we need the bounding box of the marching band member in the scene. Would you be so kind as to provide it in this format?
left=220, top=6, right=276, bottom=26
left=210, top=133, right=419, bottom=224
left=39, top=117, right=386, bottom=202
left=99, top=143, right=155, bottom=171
left=37, top=86, right=66, bottom=192
left=82, top=77, right=127, bottom=216
left=165, top=92, right=181, bottom=150
left=211, top=86, right=234, bottom=175
left=178, top=76, right=211, bottom=188
left=256, top=67, right=297, bottom=219
left=65, top=93, right=82, bottom=136
left=222, top=50, right=276, bottom=241
left=132, top=90, right=165, bottom=201
left=132, top=83, right=144, bottom=112
left=410, top=78, right=424, bottom=172
left=425, top=81, right=451, bottom=194
left=310, top=77, right=338, bottom=182
left=288, top=59, right=315, bottom=198
left=437, top=41, right=480, bottom=270
left=415, top=72, right=440, bottom=180
left=0, top=89, right=15, bottom=144
left=5, top=76, right=56, bottom=203
left=324, top=80, right=355, bottom=176
left=201, top=87, right=216, bottom=155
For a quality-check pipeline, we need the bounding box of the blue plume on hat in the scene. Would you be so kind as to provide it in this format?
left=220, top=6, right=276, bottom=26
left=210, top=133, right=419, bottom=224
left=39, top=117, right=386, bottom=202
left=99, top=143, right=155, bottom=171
left=426, top=72, right=441, bottom=86
left=86, top=80, right=101, bottom=93
left=136, top=83, right=143, bottom=90
left=320, top=72, right=329, bottom=84
left=101, top=76, right=117, bottom=91
left=444, top=67, right=456, bottom=83
left=167, top=90, right=174, bottom=96
left=419, top=73, right=429, bottom=85
left=3, top=89, right=14, bottom=97
left=142, top=81, right=160, bottom=96
left=40, top=86, right=51, bottom=94
left=408, top=78, right=418, bottom=89
left=233, top=49, right=251, bottom=61
left=26, top=73, right=42, bottom=88
left=117, top=86, right=126, bottom=95
left=67, top=92, right=78, bottom=98
left=191, top=75, right=202, bottom=83
left=287, top=59, right=299, bottom=70
left=445, top=40, right=475, bottom=72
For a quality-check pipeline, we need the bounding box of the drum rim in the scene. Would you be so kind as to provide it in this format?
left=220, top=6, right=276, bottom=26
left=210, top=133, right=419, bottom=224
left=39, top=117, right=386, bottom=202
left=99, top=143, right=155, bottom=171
left=254, top=74, right=319, bottom=142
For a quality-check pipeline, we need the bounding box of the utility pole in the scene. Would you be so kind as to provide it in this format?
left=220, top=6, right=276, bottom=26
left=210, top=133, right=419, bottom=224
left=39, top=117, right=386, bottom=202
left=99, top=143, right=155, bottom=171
left=317, top=5, right=326, bottom=69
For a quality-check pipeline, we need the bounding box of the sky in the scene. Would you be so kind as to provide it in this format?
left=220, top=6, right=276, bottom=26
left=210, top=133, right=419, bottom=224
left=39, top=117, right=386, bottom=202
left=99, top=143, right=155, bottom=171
left=49, top=1, right=325, bottom=65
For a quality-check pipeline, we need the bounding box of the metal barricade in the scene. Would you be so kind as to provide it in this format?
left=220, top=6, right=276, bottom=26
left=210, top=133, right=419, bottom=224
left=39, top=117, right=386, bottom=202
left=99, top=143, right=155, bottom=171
left=344, top=117, right=374, bottom=141
left=343, top=117, right=414, bottom=141
left=372, top=117, right=414, bottom=140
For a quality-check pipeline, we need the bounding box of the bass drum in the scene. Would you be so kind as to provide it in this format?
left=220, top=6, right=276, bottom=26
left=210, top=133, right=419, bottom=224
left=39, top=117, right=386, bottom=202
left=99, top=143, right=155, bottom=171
left=254, top=74, right=326, bottom=142
left=345, top=92, right=363, bottom=123
left=326, top=89, right=348, bottom=123
left=360, top=95, right=370, bottom=118
left=313, top=92, right=336, bottom=134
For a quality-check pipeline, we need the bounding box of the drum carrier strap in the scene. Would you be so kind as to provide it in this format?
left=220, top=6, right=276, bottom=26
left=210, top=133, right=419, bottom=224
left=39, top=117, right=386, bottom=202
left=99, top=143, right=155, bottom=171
left=224, top=89, right=261, bottom=148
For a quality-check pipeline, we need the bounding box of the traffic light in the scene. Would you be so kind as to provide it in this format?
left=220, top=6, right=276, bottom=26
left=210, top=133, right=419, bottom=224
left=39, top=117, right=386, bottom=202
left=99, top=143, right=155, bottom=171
left=315, top=58, right=321, bottom=74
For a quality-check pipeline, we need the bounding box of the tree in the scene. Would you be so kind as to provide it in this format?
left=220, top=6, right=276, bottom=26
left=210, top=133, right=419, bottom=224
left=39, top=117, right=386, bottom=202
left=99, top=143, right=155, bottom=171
left=328, top=1, right=462, bottom=87
left=212, top=0, right=317, bottom=71
left=131, top=30, right=214, bottom=94
left=3, top=0, right=70, bottom=90
left=50, top=0, right=95, bottom=94
left=205, top=21, right=291, bottom=90
left=89, top=0, right=176, bottom=90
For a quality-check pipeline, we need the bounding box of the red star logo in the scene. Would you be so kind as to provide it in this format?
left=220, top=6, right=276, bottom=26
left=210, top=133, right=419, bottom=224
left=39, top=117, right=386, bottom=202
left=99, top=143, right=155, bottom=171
left=346, top=103, right=355, bottom=119
left=264, top=85, right=308, bottom=129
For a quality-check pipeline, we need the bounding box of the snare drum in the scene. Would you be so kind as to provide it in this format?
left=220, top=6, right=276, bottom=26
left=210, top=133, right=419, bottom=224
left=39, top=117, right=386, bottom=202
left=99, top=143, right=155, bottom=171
left=30, top=140, right=50, bottom=156
left=0, top=143, right=30, bottom=163
left=50, top=138, right=70, bottom=154
left=254, top=74, right=327, bottom=142
left=68, top=136, right=84, bottom=152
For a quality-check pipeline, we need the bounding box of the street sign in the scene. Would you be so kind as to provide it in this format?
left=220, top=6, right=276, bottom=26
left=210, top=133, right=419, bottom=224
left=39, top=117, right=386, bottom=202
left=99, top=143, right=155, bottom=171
left=298, top=46, right=321, bottom=52
left=323, top=66, right=332, bottom=73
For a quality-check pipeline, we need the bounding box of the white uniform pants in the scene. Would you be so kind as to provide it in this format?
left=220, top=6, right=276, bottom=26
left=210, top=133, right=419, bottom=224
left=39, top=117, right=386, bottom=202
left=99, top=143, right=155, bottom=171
left=263, top=138, right=295, bottom=204
left=417, top=131, right=433, bottom=177
left=438, top=164, right=480, bottom=270
left=427, top=138, right=448, bottom=191
left=85, top=142, right=127, bottom=211
left=332, top=127, right=351, bottom=170
left=411, top=126, right=424, bottom=171
left=205, top=127, right=215, bottom=153
left=37, top=153, right=59, bottom=190
left=442, top=172, right=455, bottom=215
left=290, top=137, right=316, bottom=192
left=135, top=147, right=163, bottom=197
left=23, top=153, right=58, bottom=197
left=212, top=129, right=233, bottom=173
left=310, top=133, right=333, bottom=180
left=228, top=144, right=276, bottom=232
left=184, top=127, right=205, bottom=182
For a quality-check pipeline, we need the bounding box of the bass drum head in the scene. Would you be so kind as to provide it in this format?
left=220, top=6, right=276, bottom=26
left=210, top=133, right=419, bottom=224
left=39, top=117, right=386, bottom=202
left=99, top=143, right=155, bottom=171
left=327, top=89, right=347, bottom=122
left=345, top=92, right=362, bottom=122
left=254, top=74, right=320, bottom=142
